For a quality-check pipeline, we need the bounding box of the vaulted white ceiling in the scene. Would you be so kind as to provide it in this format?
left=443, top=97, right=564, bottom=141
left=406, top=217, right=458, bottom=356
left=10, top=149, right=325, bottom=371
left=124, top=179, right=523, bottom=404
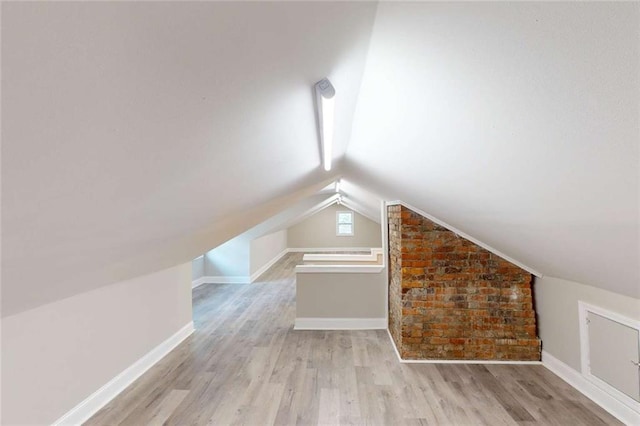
left=2, top=1, right=377, bottom=316
left=2, top=2, right=638, bottom=316
left=346, top=2, right=639, bottom=298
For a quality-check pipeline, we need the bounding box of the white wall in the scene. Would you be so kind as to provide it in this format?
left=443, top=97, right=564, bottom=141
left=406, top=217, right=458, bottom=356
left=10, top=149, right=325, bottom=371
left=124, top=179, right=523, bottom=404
left=288, top=204, right=382, bottom=249
left=346, top=2, right=640, bottom=299
left=534, top=275, right=640, bottom=371
left=192, top=255, right=204, bottom=281
left=296, top=271, right=386, bottom=319
left=1, top=263, right=193, bottom=425
left=250, top=230, right=288, bottom=276
left=203, top=237, right=251, bottom=278
left=2, top=2, right=377, bottom=317
left=200, top=230, right=288, bottom=280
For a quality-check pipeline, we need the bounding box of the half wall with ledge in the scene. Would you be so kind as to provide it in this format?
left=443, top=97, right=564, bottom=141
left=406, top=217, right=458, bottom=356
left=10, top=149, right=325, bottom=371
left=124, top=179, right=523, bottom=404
left=294, top=248, right=386, bottom=330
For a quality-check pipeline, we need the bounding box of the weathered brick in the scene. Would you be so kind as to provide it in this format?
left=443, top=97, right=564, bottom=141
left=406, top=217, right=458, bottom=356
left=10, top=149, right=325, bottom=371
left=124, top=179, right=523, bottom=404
left=388, top=205, right=540, bottom=361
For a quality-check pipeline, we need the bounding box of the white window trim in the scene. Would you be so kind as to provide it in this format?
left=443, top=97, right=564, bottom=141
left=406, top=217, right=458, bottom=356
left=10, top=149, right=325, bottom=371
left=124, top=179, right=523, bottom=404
left=336, top=211, right=354, bottom=236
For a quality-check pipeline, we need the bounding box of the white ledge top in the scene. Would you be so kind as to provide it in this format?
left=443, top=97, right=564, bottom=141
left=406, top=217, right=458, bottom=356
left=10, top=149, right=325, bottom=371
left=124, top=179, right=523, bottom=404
left=295, top=264, right=384, bottom=274
left=303, top=248, right=383, bottom=263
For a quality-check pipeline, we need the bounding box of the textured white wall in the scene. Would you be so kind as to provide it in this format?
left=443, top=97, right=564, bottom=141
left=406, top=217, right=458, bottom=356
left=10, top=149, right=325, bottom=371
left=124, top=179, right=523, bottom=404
left=1, top=263, right=193, bottom=425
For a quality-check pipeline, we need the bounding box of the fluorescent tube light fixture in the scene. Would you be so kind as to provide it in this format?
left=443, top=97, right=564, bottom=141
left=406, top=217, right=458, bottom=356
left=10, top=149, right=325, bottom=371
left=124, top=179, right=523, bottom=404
left=335, top=179, right=341, bottom=193
left=315, top=78, right=336, bottom=171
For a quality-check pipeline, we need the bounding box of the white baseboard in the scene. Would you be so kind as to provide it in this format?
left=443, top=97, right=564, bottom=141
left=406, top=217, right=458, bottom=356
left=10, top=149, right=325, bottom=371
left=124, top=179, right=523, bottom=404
left=385, top=329, right=541, bottom=365
left=250, top=248, right=289, bottom=282
left=294, top=317, right=387, bottom=330
left=52, top=322, right=195, bottom=426
left=202, top=276, right=250, bottom=284
left=192, top=277, right=207, bottom=288
left=192, top=276, right=250, bottom=288
left=288, top=247, right=374, bottom=253
left=542, top=350, right=640, bottom=425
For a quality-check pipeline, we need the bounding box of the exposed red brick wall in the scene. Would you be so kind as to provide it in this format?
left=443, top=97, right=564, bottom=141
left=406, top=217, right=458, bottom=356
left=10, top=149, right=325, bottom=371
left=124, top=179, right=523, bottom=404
left=387, top=205, right=541, bottom=361
left=388, top=205, right=403, bottom=351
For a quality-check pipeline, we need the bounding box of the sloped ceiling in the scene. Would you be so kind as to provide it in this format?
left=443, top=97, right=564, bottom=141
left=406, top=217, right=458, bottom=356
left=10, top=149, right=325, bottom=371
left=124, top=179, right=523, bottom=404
left=346, top=2, right=639, bottom=298
left=1, top=1, right=377, bottom=316
left=2, top=2, right=638, bottom=317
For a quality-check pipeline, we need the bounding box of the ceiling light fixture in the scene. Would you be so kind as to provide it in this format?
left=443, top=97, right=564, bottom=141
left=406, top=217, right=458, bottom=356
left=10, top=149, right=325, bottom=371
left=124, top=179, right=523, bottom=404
left=335, top=180, right=341, bottom=193
left=315, top=78, right=336, bottom=171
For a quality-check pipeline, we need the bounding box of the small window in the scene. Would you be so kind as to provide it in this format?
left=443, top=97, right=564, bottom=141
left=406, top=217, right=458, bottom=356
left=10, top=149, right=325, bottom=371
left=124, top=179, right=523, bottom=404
left=336, top=211, right=354, bottom=236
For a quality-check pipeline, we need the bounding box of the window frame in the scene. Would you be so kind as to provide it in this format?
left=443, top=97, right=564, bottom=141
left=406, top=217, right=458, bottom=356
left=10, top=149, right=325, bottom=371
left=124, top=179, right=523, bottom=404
left=336, top=210, right=354, bottom=236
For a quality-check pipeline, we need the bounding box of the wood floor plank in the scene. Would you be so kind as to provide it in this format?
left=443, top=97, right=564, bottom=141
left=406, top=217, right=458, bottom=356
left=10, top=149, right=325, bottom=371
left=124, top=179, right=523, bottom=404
left=135, top=389, right=190, bottom=426
left=454, top=364, right=532, bottom=422
left=318, top=388, right=341, bottom=425
left=85, top=253, right=622, bottom=426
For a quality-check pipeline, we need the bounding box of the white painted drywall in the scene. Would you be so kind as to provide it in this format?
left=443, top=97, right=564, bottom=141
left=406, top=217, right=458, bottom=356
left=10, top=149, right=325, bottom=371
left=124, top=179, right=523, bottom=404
left=250, top=230, right=288, bottom=275
left=204, top=237, right=251, bottom=278
left=347, top=2, right=640, bottom=298
left=192, top=255, right=204, bottom=281
left=197, top=194, right=341, bottom=281
left=6, top=0, right=636, bottom=316
left=296, top=271, right=386, bottom=319
left=2, top=1, right=377, bottom=316
left=288, top=204, right=382, bottom=249
left=1, top=263, right=193, bottom=425
left=534, top=275, right=640, bottom=372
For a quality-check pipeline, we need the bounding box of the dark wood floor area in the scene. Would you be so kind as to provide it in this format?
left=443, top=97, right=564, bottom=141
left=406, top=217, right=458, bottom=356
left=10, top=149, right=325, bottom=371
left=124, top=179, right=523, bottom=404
left=86, top=253, right=619, bottom=425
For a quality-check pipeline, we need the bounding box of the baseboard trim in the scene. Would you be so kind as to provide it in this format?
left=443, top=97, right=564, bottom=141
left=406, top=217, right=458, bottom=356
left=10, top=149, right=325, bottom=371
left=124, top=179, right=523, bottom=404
left=385, top=329, right=541, bottom=365
left=250, top=248, right=289, bottom=282
left=52, top=322, right=195, bottom=426
left=541, top=350, right=640, bottom=425
left=192, top=276, right=250, bottom=288
left=294, top=317, right=387, bottom=330
left=192, top=277, right=207, bottom=288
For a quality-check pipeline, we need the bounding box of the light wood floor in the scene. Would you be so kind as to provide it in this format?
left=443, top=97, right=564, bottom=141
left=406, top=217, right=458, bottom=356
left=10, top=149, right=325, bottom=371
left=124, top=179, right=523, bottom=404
left=86, top=253, right=619, bottom=425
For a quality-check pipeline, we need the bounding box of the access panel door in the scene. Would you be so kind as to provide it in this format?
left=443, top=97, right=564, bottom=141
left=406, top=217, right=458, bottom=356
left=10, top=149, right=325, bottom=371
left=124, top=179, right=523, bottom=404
left=587, top=311, right=640, bottom=402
